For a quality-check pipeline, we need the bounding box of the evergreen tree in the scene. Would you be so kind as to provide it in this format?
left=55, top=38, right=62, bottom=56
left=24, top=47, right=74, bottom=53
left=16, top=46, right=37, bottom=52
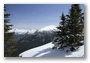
left=4, top=6, right=18, bottom=57
left=52, top=13, right=67, bottom=49
left=53, top=4, right=84, bottom=51
left=66, top=4, right=84, bottom=51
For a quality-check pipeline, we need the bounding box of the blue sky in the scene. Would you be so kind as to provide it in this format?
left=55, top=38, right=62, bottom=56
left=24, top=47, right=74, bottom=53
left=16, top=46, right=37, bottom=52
left=5, top=4, right=84, bottom=29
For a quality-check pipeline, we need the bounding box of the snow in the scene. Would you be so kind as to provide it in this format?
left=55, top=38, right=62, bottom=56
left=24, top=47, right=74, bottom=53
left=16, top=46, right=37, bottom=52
left=19, top=42, right=84, bottom=57
left=9, top=25, right=57, bottom=34
left=39, top=25, right=57, bottom=32
left=9, top=28, right=36, bottom=34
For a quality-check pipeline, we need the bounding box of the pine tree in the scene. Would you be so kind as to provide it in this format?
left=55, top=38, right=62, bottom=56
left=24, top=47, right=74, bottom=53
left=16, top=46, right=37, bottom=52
left=4, top=6, right=18, bottom=57
left=52, top=13, right=67, bottom=49
left=66, top=4, right=84, bottom=51
left=52, top=4, right=84, bottom=51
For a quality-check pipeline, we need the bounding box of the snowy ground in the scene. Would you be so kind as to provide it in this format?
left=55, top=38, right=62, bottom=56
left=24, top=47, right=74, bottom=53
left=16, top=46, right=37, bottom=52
left=19, top=42, right=84, bottom=57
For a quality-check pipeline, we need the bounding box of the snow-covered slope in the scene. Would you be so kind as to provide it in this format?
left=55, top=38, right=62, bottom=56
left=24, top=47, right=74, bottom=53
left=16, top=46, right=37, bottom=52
left=39, top=25, right=57, bottom=32
left=19, top=42, right=84, bottom=57
left=9, top=28, right=36, bottom=34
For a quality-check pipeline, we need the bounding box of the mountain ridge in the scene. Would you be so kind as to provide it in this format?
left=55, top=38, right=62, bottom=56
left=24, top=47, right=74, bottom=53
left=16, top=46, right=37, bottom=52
left=9, top=25, right=57, bottom=34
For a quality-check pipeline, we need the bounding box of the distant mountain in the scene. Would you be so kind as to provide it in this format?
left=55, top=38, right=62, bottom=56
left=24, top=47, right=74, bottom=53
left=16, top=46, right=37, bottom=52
left=9, top=25, right=57, bottom=34
left=10, top=25, right=57, bottom=54
left=39, top=25, right=57, bottom=32
left=9, top=28, right=36, bottom=34
left=16, top=29, right=56, bottom=54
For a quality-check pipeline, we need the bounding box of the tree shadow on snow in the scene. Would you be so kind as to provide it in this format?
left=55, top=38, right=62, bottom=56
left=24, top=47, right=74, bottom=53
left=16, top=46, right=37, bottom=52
left=32, top=48, right=72, bottom=57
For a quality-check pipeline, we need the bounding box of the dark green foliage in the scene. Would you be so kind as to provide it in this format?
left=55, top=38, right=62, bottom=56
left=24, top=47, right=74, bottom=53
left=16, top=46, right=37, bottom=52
left=66, top=4, right=84, bottom=49
left=4, top=6, right=18, bottom=57
left=53, top=13, right=67, bottom=49
left=53, top=4, right=84, bottom=51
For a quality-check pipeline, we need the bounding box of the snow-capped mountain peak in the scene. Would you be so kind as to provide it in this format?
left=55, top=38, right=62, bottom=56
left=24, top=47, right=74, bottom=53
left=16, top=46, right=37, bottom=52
left=39, top=25, right=57, bottom=32
left=9, top=25, right=57, bottom=34
left=9, top=28, right=36, bottom=34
